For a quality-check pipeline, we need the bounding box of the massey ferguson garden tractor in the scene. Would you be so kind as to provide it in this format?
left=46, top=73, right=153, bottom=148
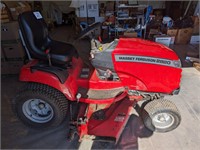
left=13, top=11, right=182, bottom=143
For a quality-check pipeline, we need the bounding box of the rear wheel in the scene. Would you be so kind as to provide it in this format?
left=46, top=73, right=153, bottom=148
left=142, top=99, right=181, bottom=132
left=13, top=83, right=69, bottom=129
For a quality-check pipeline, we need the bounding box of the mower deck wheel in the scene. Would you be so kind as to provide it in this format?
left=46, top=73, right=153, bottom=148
left=142, top=99, right=181, bottom=132
left=13, top=83, right=68, bottom=129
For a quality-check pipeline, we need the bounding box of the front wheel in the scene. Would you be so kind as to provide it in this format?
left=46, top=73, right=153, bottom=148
left=142, top=99, right=181, bottom=132
left=13, top=83, right=69, bottom=129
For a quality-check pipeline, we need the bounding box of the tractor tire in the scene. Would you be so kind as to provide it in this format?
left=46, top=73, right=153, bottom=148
left=142, top=99, right=181, bottom=132
left=12, top=83, right=69, bottom=129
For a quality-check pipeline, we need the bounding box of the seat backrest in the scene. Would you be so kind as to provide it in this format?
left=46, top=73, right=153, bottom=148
left=18, top=11, right=50, bottom=60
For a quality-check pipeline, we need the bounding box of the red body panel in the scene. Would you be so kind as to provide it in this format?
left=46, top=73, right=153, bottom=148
left=112, top=38, right=182, bottom=94
left=19, top=58, right=82, bottom=100
left=88, top=99, right=136, bottom=143
left=114, top=38, right=179, bottom=59
left=77, top=69, right=123, bottom=89
left=20, top=58, right=125, bottom=102
left=77, top=99, right=137, bottom=142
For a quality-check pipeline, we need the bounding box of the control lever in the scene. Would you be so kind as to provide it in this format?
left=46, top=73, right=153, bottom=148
left=45, top=49, right=52, bottom=66
left=91, top=31, right=98, bottom=49
left=98, top=36, right=102, bottom=43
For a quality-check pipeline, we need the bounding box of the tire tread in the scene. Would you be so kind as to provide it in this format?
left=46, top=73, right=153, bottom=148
left=12, top=82, right=68, bottom=129
left=142, top=99, right=181, bottom=132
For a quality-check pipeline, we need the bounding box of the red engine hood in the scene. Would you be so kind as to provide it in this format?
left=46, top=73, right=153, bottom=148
left=114, top=38, right=179, bottom=60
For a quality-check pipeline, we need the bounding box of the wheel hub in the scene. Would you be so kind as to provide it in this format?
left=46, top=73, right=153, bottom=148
left=152, top=113, right=174, bottom=129
left=38, top=103, right=45, bottom=109
left=22, top=99, right=54, bottom=123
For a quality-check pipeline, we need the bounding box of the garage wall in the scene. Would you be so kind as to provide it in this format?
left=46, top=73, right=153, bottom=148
left=138, top=1, right=165, bottom=9
left=42, top=1, right=74, bottom=14
left=42, top=1, right=165, bottom=14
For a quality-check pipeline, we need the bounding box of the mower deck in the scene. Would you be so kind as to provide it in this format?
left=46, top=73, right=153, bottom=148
left=76, top=98, right=137, bottom=143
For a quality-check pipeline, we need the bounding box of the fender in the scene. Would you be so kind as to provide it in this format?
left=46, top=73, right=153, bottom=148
left=19, top=59, right=82, bottom=101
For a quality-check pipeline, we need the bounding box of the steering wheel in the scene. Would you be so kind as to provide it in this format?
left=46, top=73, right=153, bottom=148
left=76, top=22, right=101, bottom=40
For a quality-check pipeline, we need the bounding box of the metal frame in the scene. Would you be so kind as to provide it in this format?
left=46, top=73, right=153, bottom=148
left=19, top=29, right=32, bottom=60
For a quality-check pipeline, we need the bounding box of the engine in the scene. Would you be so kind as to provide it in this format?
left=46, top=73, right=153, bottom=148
left=90, top=39, right=119, bottom=80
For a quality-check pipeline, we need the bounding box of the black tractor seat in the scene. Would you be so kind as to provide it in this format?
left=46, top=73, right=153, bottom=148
left=18, top=11, right=78, bottom=65
left=48, top=40, right=77, bottom=64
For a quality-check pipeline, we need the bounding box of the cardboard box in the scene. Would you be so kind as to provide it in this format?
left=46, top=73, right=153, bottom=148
left=1, top=9, right=8, bottom=14
left=124, top=32, right=138, bottom=38
left=4, top=1, right=31, bottom=20
left=1, top=18, right=10, bottom=23
left=167, top=29, right=178, bottom=36
left=148, top=28, right=160, bottom=40
left=190, top=35, right=200, bottom=44
left=167, top=29, right=178, bottom=44
left=193, top=62, right=200, bottom=72
left=154, top=35, right=171, bottom=47
left=1, top=60, right=23, bottom=74
left=0, top=2, right=10, bottom=22
left=175, top=28, right=193, bottom=44
left=1, top=21, right=19, bottom=40
left=191, top=16, right=199, bottom=35
left=0, top=14, right=9, bottom=19
left=1, top=39, right=25, bottom=59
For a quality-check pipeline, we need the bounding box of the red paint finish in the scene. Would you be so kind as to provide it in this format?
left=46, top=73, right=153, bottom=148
left=115, top=38, right=179, bottom=60
left=88, top=98, right=136, bottom=143
left=112, top=38, right=182, bottom=94
left=20, top=58, right=126, bottom=101
left=77, top=98, right=137, bottom=142
left=19, top=58, right=83, bottom=100
left=77, top=69, right=123, bottom=89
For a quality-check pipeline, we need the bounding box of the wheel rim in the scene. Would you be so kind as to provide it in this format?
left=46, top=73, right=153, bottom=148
left=152, top=112, right=175, bottom=129
left=22, top=99, right=54, bottom=123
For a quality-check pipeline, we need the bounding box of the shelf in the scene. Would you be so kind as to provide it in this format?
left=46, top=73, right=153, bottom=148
left=114, top=3, right=147, bottom=39
left=116, top=17, right=137, bottom=20
left=118, top=5, right=147, bottom=9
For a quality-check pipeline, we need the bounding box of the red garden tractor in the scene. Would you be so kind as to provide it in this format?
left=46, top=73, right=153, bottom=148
left=13, top=11, right=182, bottom=143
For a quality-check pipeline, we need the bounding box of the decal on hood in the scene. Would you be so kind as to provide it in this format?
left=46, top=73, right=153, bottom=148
left=115, top=55, right=180, bottom=68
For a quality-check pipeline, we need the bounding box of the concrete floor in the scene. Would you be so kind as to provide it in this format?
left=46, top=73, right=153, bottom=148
left=1, top=25, right=200, bottom=149
left=138, top=68, right=200, bottom=150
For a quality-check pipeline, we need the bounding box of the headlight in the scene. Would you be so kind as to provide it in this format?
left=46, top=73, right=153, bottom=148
left=173, top=59, right=182, bottom=68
